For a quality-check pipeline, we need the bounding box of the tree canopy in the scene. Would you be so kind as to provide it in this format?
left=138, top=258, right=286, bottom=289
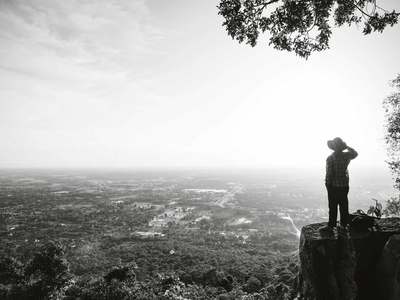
left=382, top=75, right=400, bottom=216
left=384, top=75, right=400, bottom=189
left=218, top=0, right=399, bottom=58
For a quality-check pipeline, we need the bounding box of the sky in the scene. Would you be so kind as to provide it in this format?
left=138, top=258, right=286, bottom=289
left=0, top=0, right=400, bottom=170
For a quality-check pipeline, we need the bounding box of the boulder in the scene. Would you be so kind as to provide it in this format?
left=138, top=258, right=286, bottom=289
left=376, top=233, right=400, bottom=300
left=299, top=218, right=400, bottom=300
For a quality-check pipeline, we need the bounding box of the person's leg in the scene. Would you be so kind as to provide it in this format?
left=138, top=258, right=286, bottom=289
left=339, top=187, right=350, bottom=227
left=327, top=186, right=338, bottom=227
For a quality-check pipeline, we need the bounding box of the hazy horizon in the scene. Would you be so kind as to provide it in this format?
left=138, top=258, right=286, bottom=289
left=1, top=0, right=400, bottom=169
left=0, top=164, right=395, bottom=197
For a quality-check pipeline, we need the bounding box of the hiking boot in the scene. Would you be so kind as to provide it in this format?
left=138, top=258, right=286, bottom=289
left=338, top=225, right=350, bottom=237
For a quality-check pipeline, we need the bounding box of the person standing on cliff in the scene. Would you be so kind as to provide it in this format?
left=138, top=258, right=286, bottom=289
left=321, top=137, right=358, bottom=233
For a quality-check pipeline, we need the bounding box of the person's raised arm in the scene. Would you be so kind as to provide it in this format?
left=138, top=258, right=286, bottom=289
left=345, top=145, right=358, bottom=159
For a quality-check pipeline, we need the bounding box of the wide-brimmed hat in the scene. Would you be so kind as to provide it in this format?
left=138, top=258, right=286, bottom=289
left=327, top=137, right=346, bottom=151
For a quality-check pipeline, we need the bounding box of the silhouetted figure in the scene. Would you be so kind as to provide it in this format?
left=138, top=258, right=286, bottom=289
left=320, top=137, right=358, bottom=233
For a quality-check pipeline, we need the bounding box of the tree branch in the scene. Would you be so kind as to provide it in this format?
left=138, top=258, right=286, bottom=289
left=354, top=2, right=374, bottom=18
left=255, top=0, right=280, bottom=14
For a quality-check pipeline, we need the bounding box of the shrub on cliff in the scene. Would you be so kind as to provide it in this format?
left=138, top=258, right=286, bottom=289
left=384, top=196, right=400, bottom=216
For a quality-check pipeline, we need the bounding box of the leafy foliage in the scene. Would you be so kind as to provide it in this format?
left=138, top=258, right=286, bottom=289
left=0, top=242, right=70, bottom=300
left=383, top=75, right=400, bottom=216
left=0, top=244, right=299, bottom=300
left=218, top=0, right=399, bottom=58
left=63, top=256, right=299, bottom=300
left=383, top=196, right=400, bottom=216
left=384, top=74, right=400, bottom=190
left=0, top=257, right=22, bottom=285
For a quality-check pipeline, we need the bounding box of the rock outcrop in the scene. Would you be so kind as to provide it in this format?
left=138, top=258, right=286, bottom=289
left=299, top=218, right=400, bottom=300
left=376, top=233, right=400, bottom=300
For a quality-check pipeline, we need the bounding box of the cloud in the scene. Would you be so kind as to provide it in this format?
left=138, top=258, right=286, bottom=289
left=0, top=0, right=163, bottom=90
